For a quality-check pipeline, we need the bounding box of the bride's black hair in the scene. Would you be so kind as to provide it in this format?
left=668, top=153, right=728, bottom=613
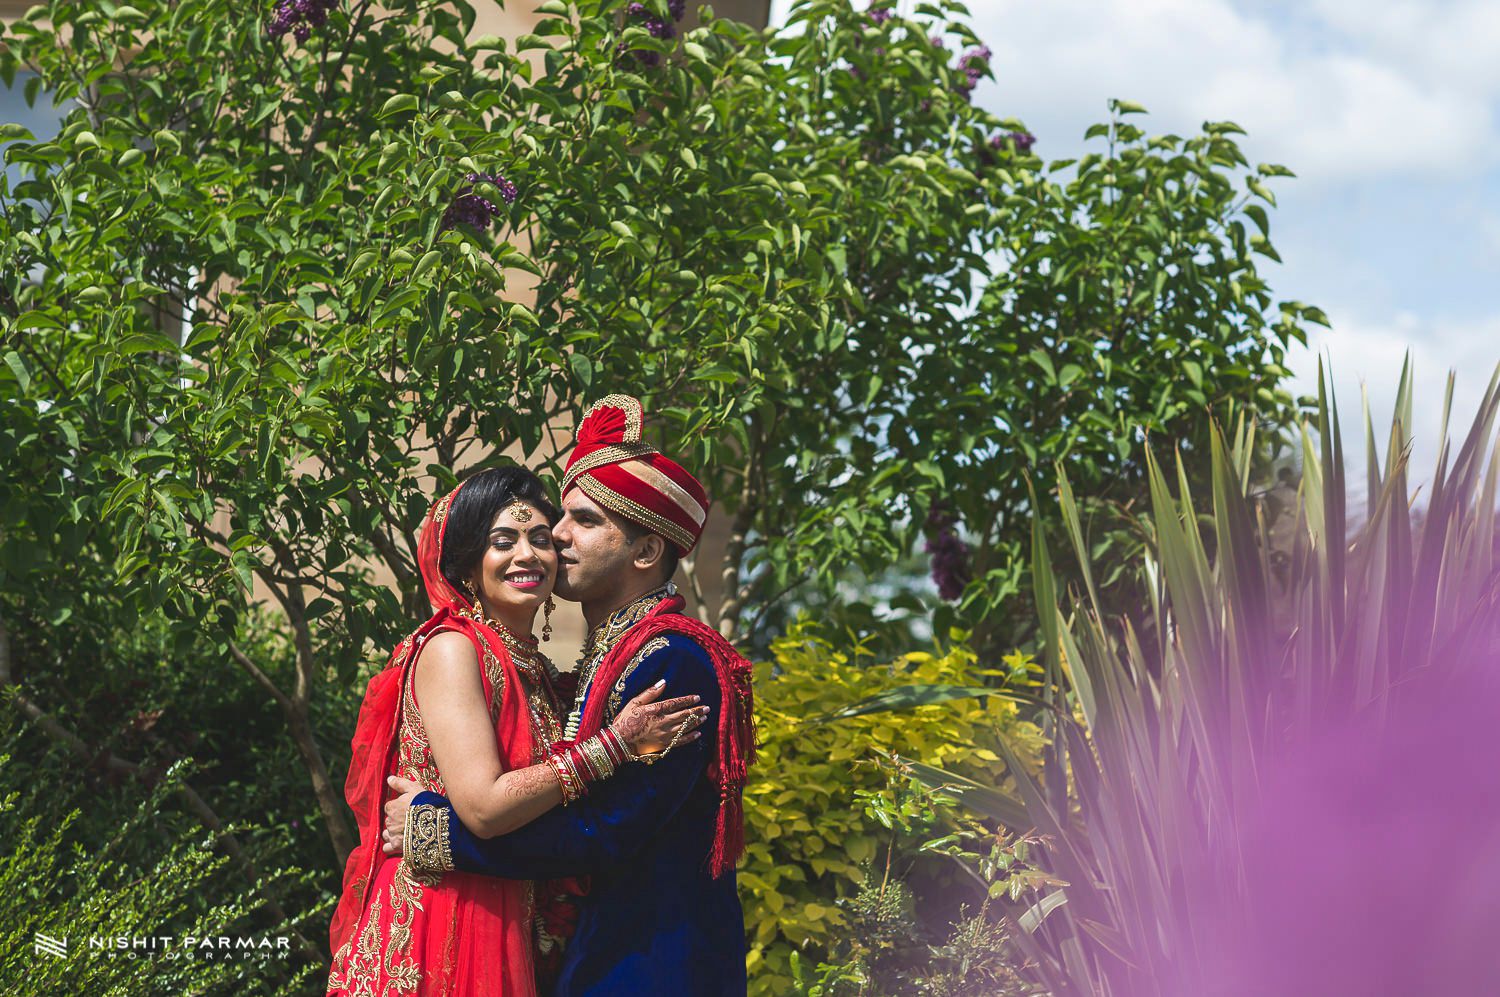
left=438, top=466, right=561, bottom=596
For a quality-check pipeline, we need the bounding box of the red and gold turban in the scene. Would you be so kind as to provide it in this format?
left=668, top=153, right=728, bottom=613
left=561, top=394, right=710, bottom=555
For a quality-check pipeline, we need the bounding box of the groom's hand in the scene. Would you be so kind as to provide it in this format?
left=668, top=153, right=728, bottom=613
left=381, top=775, right=423, bottom=856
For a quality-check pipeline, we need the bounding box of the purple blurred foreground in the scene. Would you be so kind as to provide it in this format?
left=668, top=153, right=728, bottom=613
left=1001, top=376, right=1500, bottom=997
left=1193, top=658, right=1500, bottom=996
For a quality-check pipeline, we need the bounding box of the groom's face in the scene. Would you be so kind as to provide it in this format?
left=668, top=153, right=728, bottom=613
left=551, top=490, right=638, bottom=603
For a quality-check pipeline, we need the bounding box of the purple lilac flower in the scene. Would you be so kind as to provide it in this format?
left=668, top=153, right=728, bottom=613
left=266, top=0, right=338, bottom=43
left=954, top=44, right=991, bottom=99
left=867, top=5, right=892, bottom=24
left=618, top=2, right=673, bottom=67
left=440, top=172, right=517, bottom=232
left=668, top=0, right=686, bottom=20
left=929, top=34, right=945, bottom=48
left=625, top=3, right=674, bottom=37
left=616, top=38, right=662, bottom=67
left=985, top=130, right=1036, bottom=155
left=924, top=505, right=972, bottom=601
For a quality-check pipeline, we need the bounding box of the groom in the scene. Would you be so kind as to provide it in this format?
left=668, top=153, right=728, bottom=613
left=381, top=394, right=755, bottom=995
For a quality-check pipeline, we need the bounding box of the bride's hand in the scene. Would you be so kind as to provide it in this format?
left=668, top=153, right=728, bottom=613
left=609, top=680, right=709, bottom=757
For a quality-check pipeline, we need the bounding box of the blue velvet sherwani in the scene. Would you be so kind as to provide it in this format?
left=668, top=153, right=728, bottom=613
left=409, top=622, right=747, bottom=996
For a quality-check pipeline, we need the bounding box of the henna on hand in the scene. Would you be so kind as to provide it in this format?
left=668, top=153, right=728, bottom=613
left=611, top=683, right=709, bottom=755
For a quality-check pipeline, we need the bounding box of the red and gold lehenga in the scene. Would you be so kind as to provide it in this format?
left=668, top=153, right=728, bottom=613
left=326, top=486, right=575, bottom=997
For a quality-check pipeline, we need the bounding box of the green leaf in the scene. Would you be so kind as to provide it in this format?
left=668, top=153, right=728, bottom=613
left=347, top=250, right=379, bottom=279
left=1247, top=177, right=1277, bottom=206
left=1017, top=890, right=1067, bottom=932
left=411, top=249, right=443, bottom=281
left=3, top=351, right=30, bottom=391
left=900, top=759, right=1031, bottom=829
left=378, top=94, right=420, bottom=118
left=569, top=352, right=594, bottom=387
left=1030, top=348, right=1056, bottom=383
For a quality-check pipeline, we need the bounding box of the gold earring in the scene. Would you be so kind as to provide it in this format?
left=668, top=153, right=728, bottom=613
left=463, top=579, right=479, bottom=604
left=542, top=595, right=555, bottom=642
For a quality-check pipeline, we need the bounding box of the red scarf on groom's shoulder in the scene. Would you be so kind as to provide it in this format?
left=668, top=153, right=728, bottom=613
left=571, top=594, right=755, bottom=878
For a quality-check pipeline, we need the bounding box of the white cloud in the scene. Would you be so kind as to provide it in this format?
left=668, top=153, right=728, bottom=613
left=1306, top=0, right=1500, bottom=93
left=953, top=0, right=1500, bottom=183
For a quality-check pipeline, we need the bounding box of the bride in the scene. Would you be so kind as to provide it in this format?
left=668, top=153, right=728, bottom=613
left=326, top=466, right=706, bottom=996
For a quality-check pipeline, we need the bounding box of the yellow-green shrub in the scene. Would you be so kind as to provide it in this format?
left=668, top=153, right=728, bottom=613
left=740, top=624, right=1045, bottom=995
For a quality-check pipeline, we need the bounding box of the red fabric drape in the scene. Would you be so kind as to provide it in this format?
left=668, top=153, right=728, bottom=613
left=327, top=485, right=559, bottom=995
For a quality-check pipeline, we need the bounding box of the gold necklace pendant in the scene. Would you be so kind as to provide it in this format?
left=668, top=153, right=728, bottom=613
left=463, top=602, right=538, bottom=659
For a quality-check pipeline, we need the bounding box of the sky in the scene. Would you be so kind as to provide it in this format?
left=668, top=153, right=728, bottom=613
left=771, top=0, right=1500, bottom=505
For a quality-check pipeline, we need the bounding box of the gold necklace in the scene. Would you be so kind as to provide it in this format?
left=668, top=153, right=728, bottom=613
left=461, top=601, right=539, bottom=661
left=576, top=584, right=672, bottom=675
left=566, top=585, right=674, bottom=742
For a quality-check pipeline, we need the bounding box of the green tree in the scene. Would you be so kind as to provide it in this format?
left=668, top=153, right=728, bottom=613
left=912, top=101, right=1324, bottom=652
left=0, top=0, right=1018, bottom=868
left=1, top=2, right=1322, bottom=974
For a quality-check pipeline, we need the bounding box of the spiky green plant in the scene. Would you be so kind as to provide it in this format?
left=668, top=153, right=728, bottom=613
left=885, top=360, right=1500, bottom=995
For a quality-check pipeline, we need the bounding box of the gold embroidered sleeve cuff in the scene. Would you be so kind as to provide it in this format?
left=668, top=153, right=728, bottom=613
left=405, top=802, right=454, bottom=874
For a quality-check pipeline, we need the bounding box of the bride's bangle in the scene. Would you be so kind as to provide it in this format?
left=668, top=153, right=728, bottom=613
left=549, top=729, right=631, bottom=805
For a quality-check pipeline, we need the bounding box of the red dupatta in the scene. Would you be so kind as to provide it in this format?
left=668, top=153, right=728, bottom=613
left=327, top=484, right=544, bottom=959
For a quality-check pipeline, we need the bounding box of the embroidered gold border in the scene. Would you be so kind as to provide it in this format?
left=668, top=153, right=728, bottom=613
left=398, top=662, right=447, bottom=796
left=561, top=442, right=659, bottom=494
left=480, top=644, right=507, bottom=724
left=574, top=474, right=695, bottom=553
left=609, top=636, right=671, bottom=720
left=565, top=584, right=673, bottom=740
left=433, top=489, right=456, bottom=525
left=406, top=803, right=454, bottom=875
